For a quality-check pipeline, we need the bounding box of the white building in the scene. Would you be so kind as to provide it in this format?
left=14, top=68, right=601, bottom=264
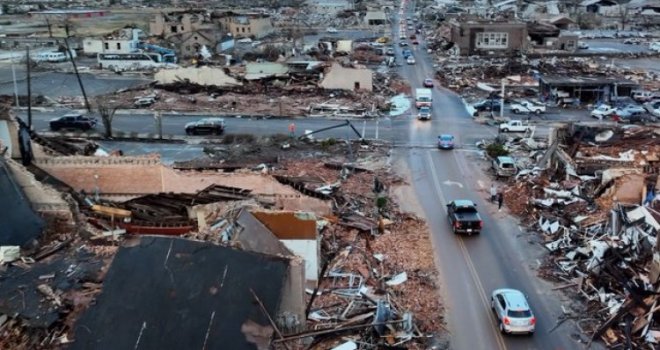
left=307, top=0, right=353, bottom=14
left=83, top=28, right=141, bottom=56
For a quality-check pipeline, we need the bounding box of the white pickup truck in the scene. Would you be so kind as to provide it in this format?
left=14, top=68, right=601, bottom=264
left=499, top=120, right=532, bottom=133
left=510, top=100, right=546, bottom=114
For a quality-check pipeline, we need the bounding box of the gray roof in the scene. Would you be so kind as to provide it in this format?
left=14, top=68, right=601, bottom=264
left=71, top=236, right=289, bottom=350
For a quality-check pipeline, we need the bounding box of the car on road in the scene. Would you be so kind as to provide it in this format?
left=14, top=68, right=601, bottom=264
left=510, top=100, right=546, bottom=114
left=417, top=106, right=432, bottom=120
left=326, top=27, right=338, bottom=33
left=49, top=114, right=97, bottom=131
left=577, top=41, right=589, bottom=49
left=406, top=56, right=416, bottom=64
left=590, top=104, right=617, bottom=119
left=492, top=156, right=517, bottom=178
left=619, top=113, right=656, bottom=124
left=409, top=34, right=416, bottom=40
left=185, top=117, right=225, bottom=135
left=446, top=200, right=482, bottom=235
left=399, top=42, right=409, bottom=47
left=437, top=134, right=455, bottom=149
left=473, top=99, right=502, bottom=113
left=650, top=41, right=660, bottom=53
left=402, top=49, right=412, bottom=58
left=386, top=48, right=395, bottom=56
left=499, top=120, right=531, bottom=133
left=491, top=288, right=536, bottom=335
left=423, top=78, right=434, bottom=88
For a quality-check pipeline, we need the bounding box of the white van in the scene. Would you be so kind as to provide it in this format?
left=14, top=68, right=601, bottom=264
left=35, top=52, right=67, bottom=63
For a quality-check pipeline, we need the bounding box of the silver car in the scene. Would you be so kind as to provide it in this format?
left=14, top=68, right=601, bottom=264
left=491, top=288, right=536, bottom=335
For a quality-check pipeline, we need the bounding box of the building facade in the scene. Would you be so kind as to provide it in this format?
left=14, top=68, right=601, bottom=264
left=218, top=12, right=273, bottom=39
left=149, top=11, right=216, bottom=38
left=450, top=20, right=528, bottom=55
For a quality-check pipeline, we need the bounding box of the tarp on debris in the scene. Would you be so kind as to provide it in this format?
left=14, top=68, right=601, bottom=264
left=0, top=157, right=43, bottom=246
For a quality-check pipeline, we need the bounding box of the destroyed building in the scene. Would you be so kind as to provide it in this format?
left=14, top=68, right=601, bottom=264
left=449, top=19, right=529, bottom=55
left=539, top=75, right=639, bottom=104
left=82, top=28, right=141, bottom=56
left=496, top=124, right=660, bottom=348
left=320, top=63, right=374, bottom=92
left=149, top=10, right=216, bottom=38
left=168, top=29, right=218, bottom=58
left=216, top=11, right=274, bottom=39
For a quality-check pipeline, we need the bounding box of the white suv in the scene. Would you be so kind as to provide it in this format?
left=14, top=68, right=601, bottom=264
left=491, top=288, right=536, bottom=335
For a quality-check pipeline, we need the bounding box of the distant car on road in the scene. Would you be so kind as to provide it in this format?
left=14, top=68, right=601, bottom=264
left=437, top=134, right=455, bottom=149
left=577, top=42, right=589, bottom=49
left=402, top=49, right=412, bottom=58
left=412, top=39, right=419, bottom=45
left=491, top=288, right=536, bottom=335
left=423, top=78, right=434, bottom=87
left=326, top=27, right=338, bottom=33
left=417, top=106, right=432, bottom=120
left=49, top=114, right=97, bottom=131
left=399, top=42, right=409, bottom=47
left=406, top=56, right=416, bottom=64
left=510, top=100, right=546, bottom=114
left=185, top=117, right=225, bottom=135
left=446, top=200, right=482, bottom=235
left=386, top=48, right=395, bottom=56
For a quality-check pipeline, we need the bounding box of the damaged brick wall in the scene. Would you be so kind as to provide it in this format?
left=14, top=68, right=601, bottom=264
left=34, top=156, right=332, bottom=214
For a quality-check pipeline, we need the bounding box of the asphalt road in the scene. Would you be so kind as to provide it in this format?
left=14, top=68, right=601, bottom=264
left=16, top=109, right=396, bottom=140
left=393, top=1, right=585, bottom=349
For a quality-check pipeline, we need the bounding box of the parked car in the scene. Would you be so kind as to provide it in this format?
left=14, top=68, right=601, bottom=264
left=620, top=113, right=656, bottom=124
left=631, top=90, right=656, bottom=102
left=417, top=106, right=432, bottom=120
left=499, top=120, right=531, bottom=133
left=412, top=40, right=419, bottom=45
left=402, top=49, right=412, bottom=58
left=49, top=114, right=97, bottom=131
left=649, top=41, right=660, bottom=53
left=399, top=42, right=409, bottom=47
left=423, top=78, right=434, bottom=88
left=577, top=41, right=589, bottom=49
left=644, top=100, right=660, bottom=117
left=409, top=34, right=416, bottom=40
left=437, top=134, right=455, bottom=149
left=492, top=156, right=517, bottom=178
left=185, top=117, right=225, bottom=135
left=326, top=27, right=338, bottom=33
left=617, top=103, right=645, bottom=116
left=510, top=100, right=546, bottom=114
left=134, top=97, right=155, bottom=108
left=591, top=104, right=616, bottom=119
left=473, top=99, right=502, bottom=113
left=491, top=288, right=536, bottom=335
left=386, top=48, right=395, bottom=56
left=406, top=56, right=416, bottom=64
left=446, top=200, right=482, bottom=235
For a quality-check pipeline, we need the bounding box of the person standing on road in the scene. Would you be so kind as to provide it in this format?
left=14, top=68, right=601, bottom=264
left=490, top=184, right=497, bottom=202
left=288, top=122, right=296, bottom=138
left=497, top=192, right=504, bottom=211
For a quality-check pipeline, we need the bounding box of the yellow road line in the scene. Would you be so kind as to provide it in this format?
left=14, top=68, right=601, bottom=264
left=426, top=151, right=508, bottom=350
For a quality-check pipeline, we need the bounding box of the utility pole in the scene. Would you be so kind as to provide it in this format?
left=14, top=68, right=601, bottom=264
left=64, top=37, right=91, bottom=113
left=500, top=78, right=505, bottom=119
left=26, top=47, right=32, bottom=129
left=10, top=50, right=19, bottom=108
left=45, top=18, right=53, bottom=38
left=154, top=112, right=163, bottom=140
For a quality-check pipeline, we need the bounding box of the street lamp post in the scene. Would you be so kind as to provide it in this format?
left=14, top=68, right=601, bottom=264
left=500, top=78, right=505, bottom=119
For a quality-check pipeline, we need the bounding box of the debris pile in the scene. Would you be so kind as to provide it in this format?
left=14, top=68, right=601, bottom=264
left=495, top=124, right=660, bottom=348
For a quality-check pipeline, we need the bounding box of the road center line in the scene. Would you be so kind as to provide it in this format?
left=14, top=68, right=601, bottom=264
left=425, top=150, right=508, bottom=350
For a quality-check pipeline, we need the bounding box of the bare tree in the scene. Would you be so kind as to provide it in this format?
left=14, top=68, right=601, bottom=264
left=96, top=97, right=119, bottom=138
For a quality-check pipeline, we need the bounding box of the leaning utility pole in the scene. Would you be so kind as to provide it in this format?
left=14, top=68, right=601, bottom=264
left=64, top=37, right=91, bottom=112
left=26, top=47, right=32, bottom=129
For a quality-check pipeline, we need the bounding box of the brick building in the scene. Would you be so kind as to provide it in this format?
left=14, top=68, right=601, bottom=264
left=216, top=11, right=274, bottom=39
left=450, top=20, right=529, bottom=55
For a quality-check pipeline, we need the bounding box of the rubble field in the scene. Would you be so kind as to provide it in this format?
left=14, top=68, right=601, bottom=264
left=0, top=132, right=446, bottom=350
left=495, top=124, right=660, bottom=348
